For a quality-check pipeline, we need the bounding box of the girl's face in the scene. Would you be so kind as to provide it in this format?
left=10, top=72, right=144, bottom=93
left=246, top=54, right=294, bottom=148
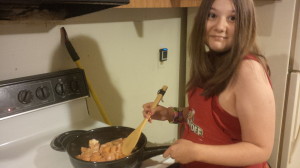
left=205, top=0, right=236, bottom=53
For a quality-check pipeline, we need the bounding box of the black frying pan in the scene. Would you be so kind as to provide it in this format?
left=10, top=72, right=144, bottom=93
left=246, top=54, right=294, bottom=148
left=51, top=126, right=169, bottom=168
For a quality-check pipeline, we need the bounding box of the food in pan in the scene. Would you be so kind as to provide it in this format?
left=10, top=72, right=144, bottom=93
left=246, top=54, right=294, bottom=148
left=76, top=138, right=128, bottom=162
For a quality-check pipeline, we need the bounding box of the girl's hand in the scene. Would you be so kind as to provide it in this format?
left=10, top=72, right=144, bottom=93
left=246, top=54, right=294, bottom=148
left=142, top=102, right=171, bottom=123
left=163, top=139, right=198, bottom=164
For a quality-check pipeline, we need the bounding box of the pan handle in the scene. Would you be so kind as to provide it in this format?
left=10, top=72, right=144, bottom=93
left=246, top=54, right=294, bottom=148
left=50, top=130, right=87, bottom=152
left=142, top=145, right=170, bottom=161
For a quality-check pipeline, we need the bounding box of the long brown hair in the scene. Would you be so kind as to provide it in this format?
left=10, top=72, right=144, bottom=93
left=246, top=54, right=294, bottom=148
left=187, top=0, right=270, bottom=97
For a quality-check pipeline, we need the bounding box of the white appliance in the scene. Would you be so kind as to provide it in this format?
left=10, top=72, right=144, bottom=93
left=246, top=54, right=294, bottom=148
left=0, top=68, right=106, bottom=168
left=0, top=68, right=173, bottom=168
left=279, top=6, right=300, bottom=168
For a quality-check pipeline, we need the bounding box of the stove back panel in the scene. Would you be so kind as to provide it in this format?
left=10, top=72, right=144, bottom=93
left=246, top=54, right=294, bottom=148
left=0, top=68, right=89, bottom=120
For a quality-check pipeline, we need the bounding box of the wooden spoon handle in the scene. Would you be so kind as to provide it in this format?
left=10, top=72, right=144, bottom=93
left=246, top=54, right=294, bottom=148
left=138, top=85, right=168, bottom=129
left=151, top=85, right=168, bottom=109
left=122, top=85, right=168, bottom=156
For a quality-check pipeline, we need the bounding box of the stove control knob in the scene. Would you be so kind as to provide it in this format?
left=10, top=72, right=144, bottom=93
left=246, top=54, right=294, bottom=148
left=18, top=90, right=33, bottom=104
left=55, top=82, right=66, bottom=96
left=36, top=86, right=50, bottom=100
left=70, top=80, right=80, bottom=93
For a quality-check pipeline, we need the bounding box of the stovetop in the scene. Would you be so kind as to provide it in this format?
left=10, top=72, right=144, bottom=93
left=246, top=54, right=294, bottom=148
left=0, top=100, right=175, bottom=168
left=0, top=68, right=175, bottom=168
left=0, top=99, right=107, bottom=168
left=142, top=155, right=176, bottom=168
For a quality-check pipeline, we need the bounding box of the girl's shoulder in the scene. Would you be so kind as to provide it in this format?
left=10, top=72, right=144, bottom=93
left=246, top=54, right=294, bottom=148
left=242, top=54, right=269, bottom=74
left=234, top=54, right=271, bottom=90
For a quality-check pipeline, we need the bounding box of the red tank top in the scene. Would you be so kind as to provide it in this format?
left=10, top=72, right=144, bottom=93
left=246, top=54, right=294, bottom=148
left=180, top=55, right=269, bottom=168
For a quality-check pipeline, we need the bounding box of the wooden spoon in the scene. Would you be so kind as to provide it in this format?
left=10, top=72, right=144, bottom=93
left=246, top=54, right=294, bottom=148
left=122, top=85, right=168, bottom=156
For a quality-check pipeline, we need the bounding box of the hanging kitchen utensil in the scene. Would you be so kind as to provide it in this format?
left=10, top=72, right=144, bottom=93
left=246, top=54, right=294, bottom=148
left=122, top=85, right=168, bottom=156
left=60, top=27, right=112, bottom=125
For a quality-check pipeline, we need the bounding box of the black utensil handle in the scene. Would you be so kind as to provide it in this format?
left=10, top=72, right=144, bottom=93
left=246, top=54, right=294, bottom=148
left=142, top=145, right=170, bottom=161
left=50, top=130, right=86, bottom=152
left=60, top=27, right=80, bottom=62
left=65, top=41, right=80, bottom=62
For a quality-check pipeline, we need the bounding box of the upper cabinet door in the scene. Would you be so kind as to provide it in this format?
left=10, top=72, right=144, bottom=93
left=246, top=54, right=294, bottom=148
left=118, top=0, right=279, bottom=8
left=117, top=0, right=201, bottom=8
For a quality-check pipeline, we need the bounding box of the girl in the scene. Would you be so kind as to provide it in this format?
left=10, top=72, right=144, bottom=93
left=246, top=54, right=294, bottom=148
left=142, top=0, right=275, bottom=168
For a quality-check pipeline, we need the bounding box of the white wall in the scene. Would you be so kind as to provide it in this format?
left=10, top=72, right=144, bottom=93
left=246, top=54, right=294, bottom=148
left=0, top=8, right=187, bottom=145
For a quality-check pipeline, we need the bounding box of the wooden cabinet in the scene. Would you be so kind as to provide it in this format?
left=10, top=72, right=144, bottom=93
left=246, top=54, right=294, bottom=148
left=117, top=0, right=202, bottom=8
left=117, top=0, right=279, bottom=8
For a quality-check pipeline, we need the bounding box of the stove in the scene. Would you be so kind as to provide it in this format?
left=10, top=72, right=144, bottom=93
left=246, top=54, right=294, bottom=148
left=0, top=68, right=174, bottom=168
